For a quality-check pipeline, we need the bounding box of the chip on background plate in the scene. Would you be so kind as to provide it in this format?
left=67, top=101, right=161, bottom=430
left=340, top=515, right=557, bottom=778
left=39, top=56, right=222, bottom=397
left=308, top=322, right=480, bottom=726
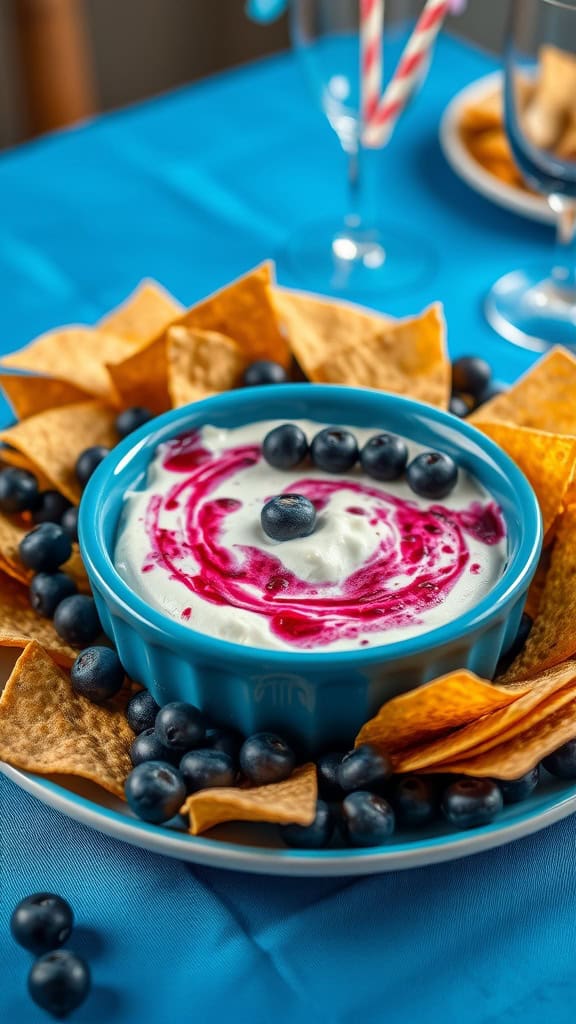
left=471, top=348, right=576, bottom=434
left=0, top=327, right=136, bottom=405
left=476, top=421, right=576, bottom=544
left=312, top=304, right=450, bottom=409
left=0, top=401, right=118, bottom=504
left=0, top=374, right=92, bottom=420
left=99, top=279, right=184, bottom=344
left=0, top=641, right=133, bottom=797
left=182, top=763, right=317, bottom=835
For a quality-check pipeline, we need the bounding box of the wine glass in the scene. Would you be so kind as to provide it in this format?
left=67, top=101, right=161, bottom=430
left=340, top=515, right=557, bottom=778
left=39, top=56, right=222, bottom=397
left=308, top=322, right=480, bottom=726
left=284, top=0, right=436, bottom=297
left=485, top=0, right=576, bottom=350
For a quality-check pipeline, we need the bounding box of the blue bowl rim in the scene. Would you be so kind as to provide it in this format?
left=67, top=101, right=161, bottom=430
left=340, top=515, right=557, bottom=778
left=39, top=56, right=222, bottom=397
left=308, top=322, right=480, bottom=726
left=80, top=384, right=543, bottom=669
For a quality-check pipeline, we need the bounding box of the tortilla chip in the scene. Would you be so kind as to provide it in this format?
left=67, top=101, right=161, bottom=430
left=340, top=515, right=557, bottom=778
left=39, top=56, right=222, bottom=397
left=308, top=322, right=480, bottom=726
left=0, top=374, right=92, bottom=420
left=499, top=505, right=576, bottom=683
left=460, top=90, right=503, bottom=134
left=466, top=128, right=511, bottom=164
left=471, top=348, right=576, bottom=434
left=272, top=287, right=393, bottom=379
left=182, top=763, right=317, bottom=835
left=523, top=549, right=551, bottom=621
left=99, top=280, right=183, bottom=344
left=0, top=401, right=117, bottom=504
left=556, top=114, right=576, bottom=161
left=0, top=328, right=135, bottom=404
left=0, top=509, right=88, bottom=590
left=0, top=448, right=52, bottom=491
left=166, top=326, right=246, bottom=408
left=0, top=572, right=76, bottom=665
left=395, top=660, right=576, bottom=773
left=313, top=304, right=450, bottom=409
left=428, top=693, right=576, bottom=780
left=355, top=670, right=531, bottom=755
left=476, top=422, right=576, bottom=543
left=178, top=263, right=290, bottom=369
left=523, top=45, right=576, bottom=150
left=106, top=335, right=170, bottom=416
left=0, top=641, right=133, bottom=797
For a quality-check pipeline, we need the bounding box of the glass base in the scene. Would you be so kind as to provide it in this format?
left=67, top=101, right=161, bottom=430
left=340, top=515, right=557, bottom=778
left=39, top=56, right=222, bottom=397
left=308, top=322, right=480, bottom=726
left=281, top=217, right=436, bottom=298
left=485, top=266, right=576, bottom=352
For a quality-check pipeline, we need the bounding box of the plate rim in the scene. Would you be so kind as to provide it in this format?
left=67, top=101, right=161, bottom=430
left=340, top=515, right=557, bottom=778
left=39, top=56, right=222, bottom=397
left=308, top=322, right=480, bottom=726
left=3, top=761, right=576, bottom=877
left=439, top=70, right=554, bottom=225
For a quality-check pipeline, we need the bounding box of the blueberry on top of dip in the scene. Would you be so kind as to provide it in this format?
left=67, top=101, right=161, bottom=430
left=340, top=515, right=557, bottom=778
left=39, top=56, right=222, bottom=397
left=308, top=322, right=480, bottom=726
left=114, top=420, right=506, bottom=652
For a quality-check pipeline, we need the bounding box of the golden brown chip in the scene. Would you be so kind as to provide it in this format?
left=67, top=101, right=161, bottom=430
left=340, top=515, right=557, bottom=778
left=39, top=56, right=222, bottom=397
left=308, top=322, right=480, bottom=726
left=0, top=510, right=88, bottom=591
left=0, top=374, right=92, bottom=420
left=499, top=505, right=576, bottom=683
left=0, top=401, right=117, bottom=504
left=99, top=280, right=183, bottom=344
left=556, top=113, right=576, bottom=161
left=182, top=763, right=317, bottom=835
left=471, top=348, right=576, bottom=434
left=0, top=573, right=76, bottom=665
left=523, top=45, right=576, bottom=150
left=166, top=326, right=246, bottom=408
left=523, top=548, right=551, bottom=621
left=106, top=335, right=170, bottom=416
left=0, top=641, right=133, bottom=797
left=476, top=422, right=576, bottom=543
left=0, top=328, right=135, bottom=404
left=427, top=692, right=576, bottom=780
left=355, top=670, right=531, bottom=756
left=459, top=90, right=503, bottom=134
left=178, top=263, right=290, bottom=369
left=272, top=287, right=393, bottom=379
left=395, top=660, right=576, bottom=773
left=466, top=128, right=511, bottom=164
left=313, top=304, right=450, bottom=409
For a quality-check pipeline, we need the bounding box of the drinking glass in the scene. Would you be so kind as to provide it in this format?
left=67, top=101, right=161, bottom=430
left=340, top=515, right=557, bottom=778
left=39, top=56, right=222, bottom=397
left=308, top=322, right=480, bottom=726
left=285, top=0, right=436, bottom=296
left=485, top=0, right=576, bottom=350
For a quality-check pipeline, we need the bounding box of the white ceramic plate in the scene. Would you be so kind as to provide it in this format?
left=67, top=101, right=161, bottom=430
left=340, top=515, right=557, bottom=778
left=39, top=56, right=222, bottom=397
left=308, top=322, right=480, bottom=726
left=439, top=71, right=553, bottom=224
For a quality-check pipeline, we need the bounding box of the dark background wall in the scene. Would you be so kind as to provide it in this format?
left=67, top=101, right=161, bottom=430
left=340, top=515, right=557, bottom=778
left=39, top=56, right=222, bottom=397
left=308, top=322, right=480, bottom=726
left=0, top=0, right=508, bottom=149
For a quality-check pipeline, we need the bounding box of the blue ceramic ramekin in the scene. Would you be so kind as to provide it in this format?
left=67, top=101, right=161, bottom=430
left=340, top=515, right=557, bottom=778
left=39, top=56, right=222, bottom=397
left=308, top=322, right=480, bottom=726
left=80, top=385, right=542, bottom=753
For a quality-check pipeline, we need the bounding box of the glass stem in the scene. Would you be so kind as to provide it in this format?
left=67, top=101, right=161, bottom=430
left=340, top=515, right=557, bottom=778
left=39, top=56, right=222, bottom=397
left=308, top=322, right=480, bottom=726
left=345, top=144, right=381, bottom=232
left=551, top=196, right=576, bottom=295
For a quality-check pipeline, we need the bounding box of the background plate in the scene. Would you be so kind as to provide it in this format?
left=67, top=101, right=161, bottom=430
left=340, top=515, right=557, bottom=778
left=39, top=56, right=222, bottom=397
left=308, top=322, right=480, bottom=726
left=439, top=71, right=553, bottom=224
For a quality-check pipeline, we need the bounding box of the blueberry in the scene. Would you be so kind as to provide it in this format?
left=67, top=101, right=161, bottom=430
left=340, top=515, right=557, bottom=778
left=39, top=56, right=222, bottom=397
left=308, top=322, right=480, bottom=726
left=179, top=748, right=236, bottom=792
left=70, top=646, right=125, bottom=703
left=205, top=727, right=244, bottom=763
left=448, top=393, right=471, bottom=419
left=441, top=777, right=503, bottom=828
left=496, top=613, right=533, bottom=675
left=240, top=732, right=296, bottom=785
left=53, top=595, right=101, bottom=647
left=316, top=751, right=346, bottom=800
left=389, top=775, right=438, bottom=826
left=60, top=506, right=79, bottom=543
left=262, top=424, right=308, bottom=470
left=451, top=356, right=492, bottom=400
left=360, top=433, right=408, bottom=481
left=29, top=572, right=77, bottom=618
left=10, top=892, right=73, bottom=955
left=155, top=701, right=206, bottom=753
left=498, top=766, right=540, bottom=804
left=130, top=728, right=178, bottom=767
left=19, top=523, right=72, bottom=573
left=126, top=690, right=160, bottom=734
left=116, top=406, right=153, bottom=439
left=261, top=494, right=316, bottom=541
left=280, top=800, right=335, bottom=849
left=0, top=466, right=39, bottom=514
left=243, top=360, right=288, bottom=387
left=31, top=490, right=72, bottom=526
left=543, top=740, right=576, bottom=779
left=310, top=427, right=358, bottom=473
left=28, top=950, right=90, bottom=1017
left=342, top=791, right=395, bottom=847
left=337, top=744, right=392, bottom=793
left=75, top=445, right=110, bottom=488
left=125, top=760, right=186, bottom=823
left=406, top=451, right=458, bottom=500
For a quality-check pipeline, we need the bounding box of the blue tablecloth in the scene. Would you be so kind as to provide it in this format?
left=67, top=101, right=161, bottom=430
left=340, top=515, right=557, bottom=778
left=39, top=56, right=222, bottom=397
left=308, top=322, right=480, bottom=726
left=1, top=32, right=574, bottom=1024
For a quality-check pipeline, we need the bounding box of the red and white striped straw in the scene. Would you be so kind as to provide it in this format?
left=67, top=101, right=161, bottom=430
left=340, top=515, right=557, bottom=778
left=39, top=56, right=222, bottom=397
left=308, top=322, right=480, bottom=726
left=360, top=0, right=384, bottom=126
left=363, top=0, right=449, bottom=148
